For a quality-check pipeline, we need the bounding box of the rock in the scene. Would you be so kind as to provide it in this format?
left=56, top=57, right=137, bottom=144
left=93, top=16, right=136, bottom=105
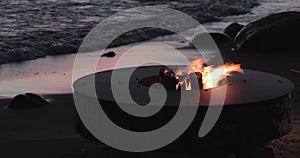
left=223, top=23, right=244, bottom=40
left=101, top=51, right=116, bottom=58
left=192, top=32, right=235, bottom=53
left=235, top=11, right=300, bottom=53
left=24, top=93, right=49, bottom=105
left=6, top=93, right=49, bottom=110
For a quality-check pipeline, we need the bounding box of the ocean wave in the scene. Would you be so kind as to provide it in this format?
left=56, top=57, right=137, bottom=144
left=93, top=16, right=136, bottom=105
left=0, top=0, right=259, bottom=64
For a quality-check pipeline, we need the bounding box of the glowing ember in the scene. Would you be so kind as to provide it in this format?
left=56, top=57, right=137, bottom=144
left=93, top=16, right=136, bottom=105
left=162, top=58, right=244, bottom=90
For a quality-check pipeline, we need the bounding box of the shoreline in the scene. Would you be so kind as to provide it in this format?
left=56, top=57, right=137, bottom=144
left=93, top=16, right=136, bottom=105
left=0, top=0, right=259, bottom=65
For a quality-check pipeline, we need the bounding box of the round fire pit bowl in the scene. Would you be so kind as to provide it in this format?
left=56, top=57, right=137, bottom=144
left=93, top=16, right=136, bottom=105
left=73, top=65, right=294, bottom=153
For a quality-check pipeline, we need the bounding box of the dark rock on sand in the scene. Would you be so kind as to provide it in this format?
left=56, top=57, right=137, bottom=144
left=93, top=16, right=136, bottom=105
left=101, top=51, right=116, bottom=58
left=224, top=23, right=244, bottom=40
left=25, top=93, right=49, bottom=105
left=235, top=11, right=300, bottom=53
left=192, top=32, right=235, bottom=53
left=210, top=33, right=235, bottom=53
left=6, top=93, right=49, bottom=110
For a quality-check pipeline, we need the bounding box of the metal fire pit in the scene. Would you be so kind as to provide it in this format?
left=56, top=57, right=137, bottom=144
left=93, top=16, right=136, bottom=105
left=73, top=65, right=294, bottom=153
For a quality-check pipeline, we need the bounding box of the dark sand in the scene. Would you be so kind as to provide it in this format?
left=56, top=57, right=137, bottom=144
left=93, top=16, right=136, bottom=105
left=0, top=95, right=228, bottom=158
left=0, top=53, right=299, bottom=157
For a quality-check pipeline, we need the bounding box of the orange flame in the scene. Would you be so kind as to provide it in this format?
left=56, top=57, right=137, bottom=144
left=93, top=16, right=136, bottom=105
left=201, top=63, right=243, bottom=89
left=175, top=59, right=243, bottom=90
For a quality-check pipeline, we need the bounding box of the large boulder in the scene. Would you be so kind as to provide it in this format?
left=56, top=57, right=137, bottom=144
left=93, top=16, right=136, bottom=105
left=6, top=93, right=49, bottom=110
left=192, top=32, right=235, bottom=53
left=25, top=93, right=49, bottom=105
left=235, top=11, right=300, bottom=53
left=223, top=22, right=244, bottom=40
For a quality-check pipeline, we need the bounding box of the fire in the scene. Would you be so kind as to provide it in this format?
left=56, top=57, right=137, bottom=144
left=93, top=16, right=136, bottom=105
left=174, top=59, right=244, bottom=90
left=201, top=63, right=243, bottom=89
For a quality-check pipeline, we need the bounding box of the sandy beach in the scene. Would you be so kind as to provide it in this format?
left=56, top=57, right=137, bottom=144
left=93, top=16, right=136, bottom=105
left=0, top=50, right=299, bottom=158
left=1, top=0, right=300, bottom=157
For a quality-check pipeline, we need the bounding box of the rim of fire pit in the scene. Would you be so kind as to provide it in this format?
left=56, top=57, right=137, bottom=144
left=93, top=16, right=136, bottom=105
left=73, top=65, right=294, bottom=106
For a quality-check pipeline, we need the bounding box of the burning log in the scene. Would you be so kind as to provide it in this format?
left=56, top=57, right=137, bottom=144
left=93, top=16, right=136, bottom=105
left=158, top=60, right=244, bottom=91
left=159, top=66, right=203, bottom=91
left=177, top=72, right=203, bottom=90
left=173, top=59, right=244, bottom=90
left=190, top=72, right=203, bottom=90
left=159, top=66, right=180, bottom=91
